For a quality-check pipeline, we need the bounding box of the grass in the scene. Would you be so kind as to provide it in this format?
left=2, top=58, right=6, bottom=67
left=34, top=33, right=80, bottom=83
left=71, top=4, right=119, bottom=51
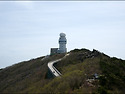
left=0, top=48, right=125, bottom=94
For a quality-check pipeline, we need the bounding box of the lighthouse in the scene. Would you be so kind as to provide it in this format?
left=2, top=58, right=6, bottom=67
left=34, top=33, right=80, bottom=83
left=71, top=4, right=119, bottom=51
left=50, top=33, right=67, bottom=55
left=58, top=33, right=67, bottom=53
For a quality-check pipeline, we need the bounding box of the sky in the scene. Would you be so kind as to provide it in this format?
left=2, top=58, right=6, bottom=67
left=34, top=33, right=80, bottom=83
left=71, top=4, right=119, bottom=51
left=0, top=1, right=125, bottom=68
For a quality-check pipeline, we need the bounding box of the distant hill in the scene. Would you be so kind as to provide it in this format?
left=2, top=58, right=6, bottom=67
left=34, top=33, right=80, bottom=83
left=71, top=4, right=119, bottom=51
left=0, top=48, right=125, bottom=94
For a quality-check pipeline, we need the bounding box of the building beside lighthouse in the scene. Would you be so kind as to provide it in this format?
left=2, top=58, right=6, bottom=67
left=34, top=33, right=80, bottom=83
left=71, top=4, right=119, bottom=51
left=50, top=33, right=67, bottom=55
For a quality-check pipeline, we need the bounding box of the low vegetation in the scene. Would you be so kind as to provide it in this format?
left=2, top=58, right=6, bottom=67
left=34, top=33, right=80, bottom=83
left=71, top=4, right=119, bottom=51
left=0, top=48, right=125, bottom=94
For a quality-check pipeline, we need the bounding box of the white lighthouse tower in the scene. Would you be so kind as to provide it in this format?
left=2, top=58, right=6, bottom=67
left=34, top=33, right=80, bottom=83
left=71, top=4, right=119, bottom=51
left=50, top=33, right=67, bottom=55
left=58, top=33, right=67, bottom=53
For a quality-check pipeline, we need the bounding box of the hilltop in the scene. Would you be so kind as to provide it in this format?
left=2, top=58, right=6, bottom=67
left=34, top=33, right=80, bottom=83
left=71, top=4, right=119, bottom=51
left=0, top=48, right=125, bottom=94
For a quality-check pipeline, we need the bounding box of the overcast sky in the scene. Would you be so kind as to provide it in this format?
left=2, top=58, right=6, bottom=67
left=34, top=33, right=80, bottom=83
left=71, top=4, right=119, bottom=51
left=0, top=1, right=125, bottom=68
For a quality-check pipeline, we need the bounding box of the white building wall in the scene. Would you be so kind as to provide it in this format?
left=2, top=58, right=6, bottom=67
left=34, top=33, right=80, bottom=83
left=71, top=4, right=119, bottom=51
left=50, top=33, right=67, bottom=55
left=58, top=33, right=67, bottom=53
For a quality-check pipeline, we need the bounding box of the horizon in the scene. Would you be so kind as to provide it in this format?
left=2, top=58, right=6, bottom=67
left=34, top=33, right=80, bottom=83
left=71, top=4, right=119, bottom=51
left=0, top=1, right=125, bottom=68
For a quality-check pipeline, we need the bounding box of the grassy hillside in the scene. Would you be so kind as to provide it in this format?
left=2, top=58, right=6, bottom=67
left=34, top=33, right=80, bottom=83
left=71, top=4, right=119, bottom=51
left=0, top=54, right=65, bottom=93
left=0, top=48, right=125, bottom=93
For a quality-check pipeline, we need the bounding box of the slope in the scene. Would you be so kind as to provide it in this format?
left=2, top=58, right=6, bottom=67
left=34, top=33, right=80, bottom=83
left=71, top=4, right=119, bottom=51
left=0, top=48, right=125, bottom=94
left=0, top=53, right=65, bottom=93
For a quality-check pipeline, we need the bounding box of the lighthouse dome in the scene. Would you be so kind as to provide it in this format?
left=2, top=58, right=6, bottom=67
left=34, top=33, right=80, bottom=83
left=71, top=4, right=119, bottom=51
left=60, top=33, right=66, bottom=37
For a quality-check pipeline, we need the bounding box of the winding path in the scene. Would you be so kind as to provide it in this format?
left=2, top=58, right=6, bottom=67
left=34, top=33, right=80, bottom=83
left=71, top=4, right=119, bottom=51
left=48, top=53, right=69, bottom=77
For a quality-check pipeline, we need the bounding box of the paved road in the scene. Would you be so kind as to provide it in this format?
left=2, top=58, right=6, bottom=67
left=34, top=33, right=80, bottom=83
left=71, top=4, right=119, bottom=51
left=48, top=53, right=69, bottom=77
